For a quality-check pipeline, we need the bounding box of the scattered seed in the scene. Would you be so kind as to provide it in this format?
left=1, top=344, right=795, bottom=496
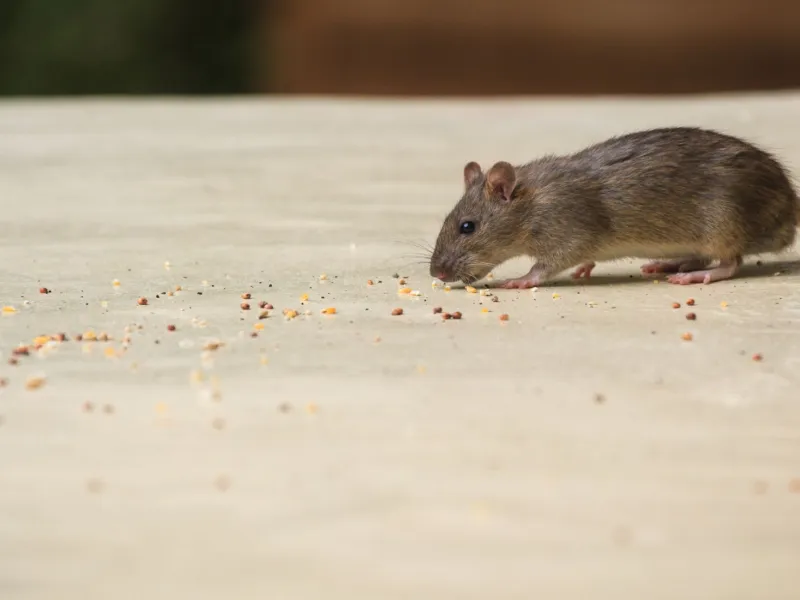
left=465, top=286, right=477, bottom=294
left=491, top=296, right=499, bottom=303
left=258, top=310, right=269, bottom=319
left=264, top=303, right=274, bottom=310
left=39, top=287, right=50, bottom=294
left=258, top=301, right=267, bottom=309
left=82, top=401, right=94, bottom=412
left=686, top=298, right=696, bottom=306
left=305, top=403, right=319, bottom=415
left=720, top=301, right=729, bottom=309
left=300, top=293, right=309, bottom=302
left=86, top=478, right=105, bottom=494
left=671, top=302, right=680, bottom=309
left=788, top=479, right=800, bottom=494
left=214, top=475, right=231, bottom=492
left=391, top=308, right=404, bottom=316
left=250, top=332, right=258, bottom=338
left=319, top=273, right=328, bottom=281
left=284, top=309, right=298, bottom=319
left=398, top=287, right=412, bottom=294
left=2, top=306, right=17, bottom=314
left=167, top=324, right=176, bottom=331
left=241, top=292, right=251, bottom=300
left=499, top=314, right=509, bottom=321
left=321, top=307, right=337, bottom=315
left=240, top=302, right=250, bottom=310
left=8, top=358, right=18, bottom=366
left=367, top=279, right=374, bottom=286
left=594, top=393, right=606, bottom=404
left=752, top=353, right=763, bottom=362
left=433, top=307, right=443, bottom=314
left=25, top=376, right=46, bottom=390
left=685, top=312, right=697, bottom=321
left=552, top=293, right=561, bottom=299
left=137, top=297, right=148, bottom=306
left=398, top=278, right=406, bottom=285
left=444, top=285, right=452, bottom=292
left=451, top=311, right=462, bottom=320
left=442, top=312, right=452, bottom=320
left=0, top=377, right=7, bottom=387
left=481, top=307, right=489, bottom=313
left=392, top=273, right=399, bottom=279
left=112, top=279, right=121, bottom=287
left=253, top=322, right=264, bottom=331
left=12, top=346, right=30, bottom=356
left=681, top=332, right=693, bottom=341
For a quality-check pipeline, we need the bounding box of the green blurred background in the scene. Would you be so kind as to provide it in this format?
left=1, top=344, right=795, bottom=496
left=0, top=0, right=260, bottom=95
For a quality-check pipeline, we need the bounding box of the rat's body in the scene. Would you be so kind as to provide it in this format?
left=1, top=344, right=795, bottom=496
left=429, top=127, right=799, bottom=287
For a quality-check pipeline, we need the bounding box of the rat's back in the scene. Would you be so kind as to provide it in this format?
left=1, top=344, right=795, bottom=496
left=572, top=126, right=799, bottom=256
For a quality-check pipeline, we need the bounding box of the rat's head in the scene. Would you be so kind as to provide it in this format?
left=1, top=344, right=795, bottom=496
left=429, top=161, right=522, bottom=284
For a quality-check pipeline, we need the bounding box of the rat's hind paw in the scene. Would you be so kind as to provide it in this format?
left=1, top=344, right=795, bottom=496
left=666, top=259, right=740, bottom=285
left=496, top=277, right=540, bottom=289
left=641, top=257, right=709, bottom=275
left=571, top=262, right=596, bottom=279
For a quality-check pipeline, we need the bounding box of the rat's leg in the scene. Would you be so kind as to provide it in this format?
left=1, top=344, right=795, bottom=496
left=666, top=256, right=742, bottom=285
left=641, top=257, right=709, bottom=275
left=571, top=261, right=596, bottom=279
left=495, top=263, right=552, bottom=289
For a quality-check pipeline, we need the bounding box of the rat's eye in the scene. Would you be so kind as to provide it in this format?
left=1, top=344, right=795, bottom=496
left=459, top=221, right=476, bottom=235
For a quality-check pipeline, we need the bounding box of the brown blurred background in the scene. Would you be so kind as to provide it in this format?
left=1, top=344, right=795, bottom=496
left=2, top=0, right=800, bottom=96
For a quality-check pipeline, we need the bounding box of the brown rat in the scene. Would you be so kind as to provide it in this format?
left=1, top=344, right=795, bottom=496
left=429, top=127, right=799, bottom=287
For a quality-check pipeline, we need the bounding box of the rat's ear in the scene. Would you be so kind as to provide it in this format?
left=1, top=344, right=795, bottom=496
left=486, top=161, right=516, bottom=202
left=463, top=161, right=482, bottom=188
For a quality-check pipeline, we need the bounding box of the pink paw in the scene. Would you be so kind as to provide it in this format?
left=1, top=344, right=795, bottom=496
left=498, top=277, right=540, bottom=289
left=571, top=262, right=595, bottom=279
left=667, top=271, right=711, bottom=285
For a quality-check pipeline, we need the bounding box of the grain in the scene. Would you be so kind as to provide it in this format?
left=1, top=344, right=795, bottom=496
left=391, top=308, right=404, bottom=316
left=686, top=298, right=695, bottom=306
left=137, top=297, right=148, bottom=306
left=685, top=312, right=696, bottom=320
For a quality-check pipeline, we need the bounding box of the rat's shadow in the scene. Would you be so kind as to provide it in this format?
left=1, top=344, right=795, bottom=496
left=479, top=258, right=800, bottom=289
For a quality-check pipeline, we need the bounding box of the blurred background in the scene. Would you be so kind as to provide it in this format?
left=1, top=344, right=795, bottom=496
left=2, top=0, right=800, bottom=96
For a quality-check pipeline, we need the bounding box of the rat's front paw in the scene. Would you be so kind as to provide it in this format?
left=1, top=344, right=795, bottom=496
left=496, top=276, right=541, bottom=289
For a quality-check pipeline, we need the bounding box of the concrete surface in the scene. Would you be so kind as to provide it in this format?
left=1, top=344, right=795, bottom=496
left=0, top=95, right=799, bottom=600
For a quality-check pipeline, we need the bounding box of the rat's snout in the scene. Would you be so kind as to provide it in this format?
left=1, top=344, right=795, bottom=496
left=429, top=255, right=457, bottom=282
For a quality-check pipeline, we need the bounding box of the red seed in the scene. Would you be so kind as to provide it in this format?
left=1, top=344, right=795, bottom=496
left=167, top=324, right=176, bottom=331
left=258, top=301, right=267, bottom=309
left=685, top=312, right=697, bottom=320
left=442, top=312, right=452, bottom=320
left=391, top=308, right=403, bottom=316
left=432, top=307, right=443, bottom=314
left=12, top=346, right=30, bottom=356
left=499, top=314, right=510, bottom=321
left=686, top=298, right=696, bottom=306
left=241, top=293, right=251, bottom=300
left=752, top=353, right=763, bottom=362
left=241, top=302, right=250, bottom=310
left=137, top=297, right=148, bottom=306
left=8, top=358, right=18, bottom=366
left=671, top=302, right=680, bottom=309
left=39, top=287, right=50, bottom=294
left=451, top=311, right=462, bottom=320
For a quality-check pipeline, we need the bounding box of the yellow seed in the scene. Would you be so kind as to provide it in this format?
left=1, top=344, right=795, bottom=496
left=319, top=274, right=328, bottom=281
left=83, top=330, right=97, bottom=341
left=321, top=307, right=337, bottom=315
left=103, top=347, right=117, bottom=358
left=300, top=293, right=309, bottom=301
left=33, top=335, right=50, bottom=346
left=190, top=370, right=205, bottom=383
left=444, top=285, right=452, bottom=292
left=552, top=293, right=561, bottom=299
left=155, top=402, right=168, bottom=415
left=2, top=306, right=16, bottom=314
left=253, top=322, right=265, bottom=330
left=164, top=261, right=171, bottom=270
left=398, top=287, right=412, bottom=294
left=481, top=307, right=489, bottom=313
left=25, top=376, right=46, bottom=390
left=259, top=355, right=269, bottom=366
left=465, top=286, right=477, bottom=294
left=305, top=403, right=319, bottom=415
left=417, top=365, right=427, bottom=374
left=112, top=279, right=121, bottom=287
left=284, top=309, right=298, bottom=319
left=720, top=301, right=729, bottom=309
left=100, top=300, right=108, bottom=308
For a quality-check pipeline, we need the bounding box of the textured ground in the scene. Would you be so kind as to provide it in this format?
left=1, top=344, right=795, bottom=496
left=0, top=95, right=799, bottom=599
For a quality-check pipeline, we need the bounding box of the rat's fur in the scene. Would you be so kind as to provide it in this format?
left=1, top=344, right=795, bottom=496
left=429, top=127, right=799, bottom=286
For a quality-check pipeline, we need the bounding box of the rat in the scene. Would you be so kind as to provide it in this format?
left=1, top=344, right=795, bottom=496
left=429, top=127, right=799, bottom=287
